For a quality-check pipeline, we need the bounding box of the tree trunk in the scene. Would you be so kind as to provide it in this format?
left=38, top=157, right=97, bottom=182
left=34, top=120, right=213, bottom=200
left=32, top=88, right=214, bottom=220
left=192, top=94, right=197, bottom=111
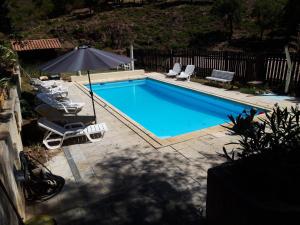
left=260, top=28, right=264, bottom=40
left=229, top=16, right=233, bottom=40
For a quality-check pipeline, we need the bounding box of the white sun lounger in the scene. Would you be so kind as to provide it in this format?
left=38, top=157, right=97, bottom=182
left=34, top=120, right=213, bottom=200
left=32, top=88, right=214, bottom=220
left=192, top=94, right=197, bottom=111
left=38, top=85, right=68, bottom=98
left=177, top=65, right=195, bottom=81
left=206, top=69, right=235, bottom=83
left=36, top=93, right=85, bottom=114
left=166, top=63, right=181, bottom=77
left=31, top=78, right=62, bottom=87
left=38, top=118, right=108, bottom=149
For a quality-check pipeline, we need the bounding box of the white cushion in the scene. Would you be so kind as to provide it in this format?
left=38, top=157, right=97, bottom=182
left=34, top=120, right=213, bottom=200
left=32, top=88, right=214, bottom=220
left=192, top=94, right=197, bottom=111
left=211, top=69, right=234, bottom=81
left=206, top=76, right=231, bottom=83
left=166, top=70, right=178, bottom=76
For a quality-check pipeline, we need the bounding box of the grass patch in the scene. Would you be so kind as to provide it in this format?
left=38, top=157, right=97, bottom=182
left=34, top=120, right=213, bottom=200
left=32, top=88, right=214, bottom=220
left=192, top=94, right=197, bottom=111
left=239, top=85, right=270, bottom=95
left=191, top=77, right=237, bottom=90
left=191, top=77, right=271, bottom=95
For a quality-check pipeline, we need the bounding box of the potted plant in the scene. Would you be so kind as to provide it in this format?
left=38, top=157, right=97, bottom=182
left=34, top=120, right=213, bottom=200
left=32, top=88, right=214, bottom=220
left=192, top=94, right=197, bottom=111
left=206, top=105, right=300, bottom=225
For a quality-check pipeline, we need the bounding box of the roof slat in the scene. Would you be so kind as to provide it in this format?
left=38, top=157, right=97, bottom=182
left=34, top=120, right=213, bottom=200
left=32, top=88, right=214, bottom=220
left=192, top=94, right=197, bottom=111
left=10, top=38, right=62, bottom=52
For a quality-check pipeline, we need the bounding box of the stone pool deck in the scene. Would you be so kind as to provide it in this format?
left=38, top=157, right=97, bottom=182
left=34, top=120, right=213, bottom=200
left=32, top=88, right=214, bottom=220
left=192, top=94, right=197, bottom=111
left=27, top=73, right=299, bottom=225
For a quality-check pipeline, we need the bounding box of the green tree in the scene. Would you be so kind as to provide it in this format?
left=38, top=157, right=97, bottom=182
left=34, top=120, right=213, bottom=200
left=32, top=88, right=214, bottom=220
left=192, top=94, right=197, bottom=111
left=212, top=0, right=243, bottom=40
left=8, top=0, right=36, bottom=31
left=33, top=0, right=55, bottom=19
left=282, top=0, right=300, bottom=37
left=85, top=0, right=98, bottom=14
left=252, top=0, right=287, bottom=40
left=50, top=0, right=78, bottom=16
left=0, top=0, right=12, bottom=33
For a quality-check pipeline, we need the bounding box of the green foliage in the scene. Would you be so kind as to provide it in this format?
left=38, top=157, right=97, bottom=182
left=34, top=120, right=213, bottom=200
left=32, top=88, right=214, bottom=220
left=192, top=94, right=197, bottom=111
left=239, top=86, right=268, bottom=95
left=0, top=45, right=18, bottom=75
left=212, top=0, right=243, bottom=39
left=0, top=77, right=11, bottom=88
left=224, top=108, right=257, bottom=136
left=85, top=0, right=98, bottom=12
left=223, top=105, right=300, bottom=163
left=20, top=91, right=37, bottom=119
left=0, top=0, right=297, bottom=50
left=252, top=0, right=287, bottom=39
left=282, top=0, right=300, bottom=37
left=33, top=0, right=55, bottom=19
left=0, top=0, right=11, bottom=33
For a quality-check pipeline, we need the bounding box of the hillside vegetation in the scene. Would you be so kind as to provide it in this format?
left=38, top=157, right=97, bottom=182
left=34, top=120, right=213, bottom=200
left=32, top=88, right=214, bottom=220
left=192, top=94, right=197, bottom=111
left=0, top=0, right=299, bottom=51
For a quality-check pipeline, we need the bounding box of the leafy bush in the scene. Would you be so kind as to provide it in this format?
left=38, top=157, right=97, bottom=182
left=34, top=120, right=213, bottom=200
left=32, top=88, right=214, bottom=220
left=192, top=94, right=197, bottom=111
left=223, top=105, right=300, bottom=163
left=211, top=0, right=243, bottom=39
left=0, top=45, right=18, bottom=75
left=20, top=91, right=37, bottom=119
left=252, top=0, right=287, bottom=39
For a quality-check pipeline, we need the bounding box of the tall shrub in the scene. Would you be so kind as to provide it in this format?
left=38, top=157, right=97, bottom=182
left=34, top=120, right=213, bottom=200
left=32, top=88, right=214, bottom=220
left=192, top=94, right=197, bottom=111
left=212, top=0, right=243, bottom=40
left=252, top=0, right=287, bottom=40
left=223, top=105, right=300, bottom=165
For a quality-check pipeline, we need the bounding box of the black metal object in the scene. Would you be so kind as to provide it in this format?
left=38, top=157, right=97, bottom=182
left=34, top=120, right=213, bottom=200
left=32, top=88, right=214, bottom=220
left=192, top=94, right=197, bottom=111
left=87, top=70, right=97, bottom=123
left=19, top=152, right=65, bottom=203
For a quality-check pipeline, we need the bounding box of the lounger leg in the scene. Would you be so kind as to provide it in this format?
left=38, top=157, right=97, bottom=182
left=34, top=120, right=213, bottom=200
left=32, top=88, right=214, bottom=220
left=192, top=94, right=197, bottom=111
left=43, top=131, right=64, bottom=150
left=84, top=131, right=105, bottom=143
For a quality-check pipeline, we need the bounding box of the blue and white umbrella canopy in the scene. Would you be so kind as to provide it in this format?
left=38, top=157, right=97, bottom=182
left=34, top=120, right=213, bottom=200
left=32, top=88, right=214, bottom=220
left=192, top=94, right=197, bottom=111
left=38, top=46, right=132, bottom=122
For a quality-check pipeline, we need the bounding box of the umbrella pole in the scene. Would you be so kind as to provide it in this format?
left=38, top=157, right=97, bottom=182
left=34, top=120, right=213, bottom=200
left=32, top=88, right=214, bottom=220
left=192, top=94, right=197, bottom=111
left=88, top=70, right=97, bottom=123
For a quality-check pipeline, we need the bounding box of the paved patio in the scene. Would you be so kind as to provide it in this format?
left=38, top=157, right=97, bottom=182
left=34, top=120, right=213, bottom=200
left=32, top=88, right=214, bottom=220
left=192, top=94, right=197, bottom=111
left=27, top=73, right=299, bottom=224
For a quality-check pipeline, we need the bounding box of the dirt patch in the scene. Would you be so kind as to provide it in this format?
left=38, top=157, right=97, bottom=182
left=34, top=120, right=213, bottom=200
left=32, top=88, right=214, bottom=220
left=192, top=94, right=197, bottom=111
left=22, top=118, right=61, bottom=164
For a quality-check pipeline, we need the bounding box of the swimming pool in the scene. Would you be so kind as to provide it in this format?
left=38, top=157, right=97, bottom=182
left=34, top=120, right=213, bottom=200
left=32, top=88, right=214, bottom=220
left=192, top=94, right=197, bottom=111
left=87, top=78, right=263, bottom=138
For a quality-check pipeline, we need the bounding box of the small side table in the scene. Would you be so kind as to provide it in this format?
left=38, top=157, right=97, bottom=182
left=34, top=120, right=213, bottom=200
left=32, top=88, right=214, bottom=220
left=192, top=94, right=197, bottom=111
left=247, top=80, right=264, bottom=86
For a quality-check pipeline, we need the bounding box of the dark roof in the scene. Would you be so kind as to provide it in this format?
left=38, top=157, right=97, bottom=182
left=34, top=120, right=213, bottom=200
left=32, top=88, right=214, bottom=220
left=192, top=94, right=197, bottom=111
left=11, top=38, right=62, bottom=52
left=38, top=46, right=132, bottom=73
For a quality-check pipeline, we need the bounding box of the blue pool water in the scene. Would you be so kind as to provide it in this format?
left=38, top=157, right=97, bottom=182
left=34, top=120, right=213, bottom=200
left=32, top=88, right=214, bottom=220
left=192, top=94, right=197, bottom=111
left=87, top=79, right=262, bottom=138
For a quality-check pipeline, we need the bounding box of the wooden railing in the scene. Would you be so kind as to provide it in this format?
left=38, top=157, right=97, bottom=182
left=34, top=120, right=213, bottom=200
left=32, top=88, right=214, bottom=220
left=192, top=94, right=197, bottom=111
left=133, top=49, right=300, bottom=94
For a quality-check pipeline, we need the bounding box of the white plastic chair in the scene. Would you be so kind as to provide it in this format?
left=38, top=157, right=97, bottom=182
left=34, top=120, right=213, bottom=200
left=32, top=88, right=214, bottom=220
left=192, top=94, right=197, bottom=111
left=166, top=63, right=181, bottom=77
left=177, top=65, right=195, bottom=81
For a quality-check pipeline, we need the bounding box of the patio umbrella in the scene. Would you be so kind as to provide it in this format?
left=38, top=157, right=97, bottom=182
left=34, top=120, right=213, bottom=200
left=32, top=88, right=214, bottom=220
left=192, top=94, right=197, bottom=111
left=38, top=45, right=132, bottom=122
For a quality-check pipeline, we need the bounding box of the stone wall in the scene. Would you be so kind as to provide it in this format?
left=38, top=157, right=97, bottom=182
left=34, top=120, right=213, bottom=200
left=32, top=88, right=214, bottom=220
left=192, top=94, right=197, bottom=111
left=0, top=88, right=24, bottom=225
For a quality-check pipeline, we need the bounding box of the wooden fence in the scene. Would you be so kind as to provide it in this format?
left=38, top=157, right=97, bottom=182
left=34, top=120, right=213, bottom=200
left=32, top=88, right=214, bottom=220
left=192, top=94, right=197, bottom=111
left=133, top=49, right=300, bottom=94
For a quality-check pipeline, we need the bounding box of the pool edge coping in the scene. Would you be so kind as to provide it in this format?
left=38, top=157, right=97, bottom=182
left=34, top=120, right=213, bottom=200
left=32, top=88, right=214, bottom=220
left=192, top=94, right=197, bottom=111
left=73, top=76, right=272, bottom=149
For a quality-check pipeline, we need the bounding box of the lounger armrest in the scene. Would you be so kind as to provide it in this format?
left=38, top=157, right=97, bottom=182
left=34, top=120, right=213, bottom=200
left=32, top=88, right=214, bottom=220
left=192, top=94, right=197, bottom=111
left=64, top=122, right=85, bottom=129
left=56, top=102, right=69, bottom=113
left=63, top=130, right=80, bottom=137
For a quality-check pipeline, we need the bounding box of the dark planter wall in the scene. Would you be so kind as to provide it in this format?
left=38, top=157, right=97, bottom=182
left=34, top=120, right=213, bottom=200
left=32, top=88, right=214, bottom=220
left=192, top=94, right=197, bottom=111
left=206, top=163, right=300, bottom=225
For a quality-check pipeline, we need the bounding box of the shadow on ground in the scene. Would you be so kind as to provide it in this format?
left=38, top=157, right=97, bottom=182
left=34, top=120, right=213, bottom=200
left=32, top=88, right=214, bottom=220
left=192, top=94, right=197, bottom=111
left=28, top=146, right=207, bottom=225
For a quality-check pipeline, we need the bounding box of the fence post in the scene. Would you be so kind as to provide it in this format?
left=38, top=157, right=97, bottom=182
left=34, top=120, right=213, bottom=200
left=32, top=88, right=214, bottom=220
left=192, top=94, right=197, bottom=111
left=130, top=44, right=135, bottom=71
left=255, top=52, right=266, bottom=82
left=170, top=49, right=173, bottom=69
left=155, top=49, right=158, bottom=71
left=224, top=51, right=229, bottom=71
left=192, top=49, right=195, bottom=66
left=284, top=46, right=293, bottom=93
